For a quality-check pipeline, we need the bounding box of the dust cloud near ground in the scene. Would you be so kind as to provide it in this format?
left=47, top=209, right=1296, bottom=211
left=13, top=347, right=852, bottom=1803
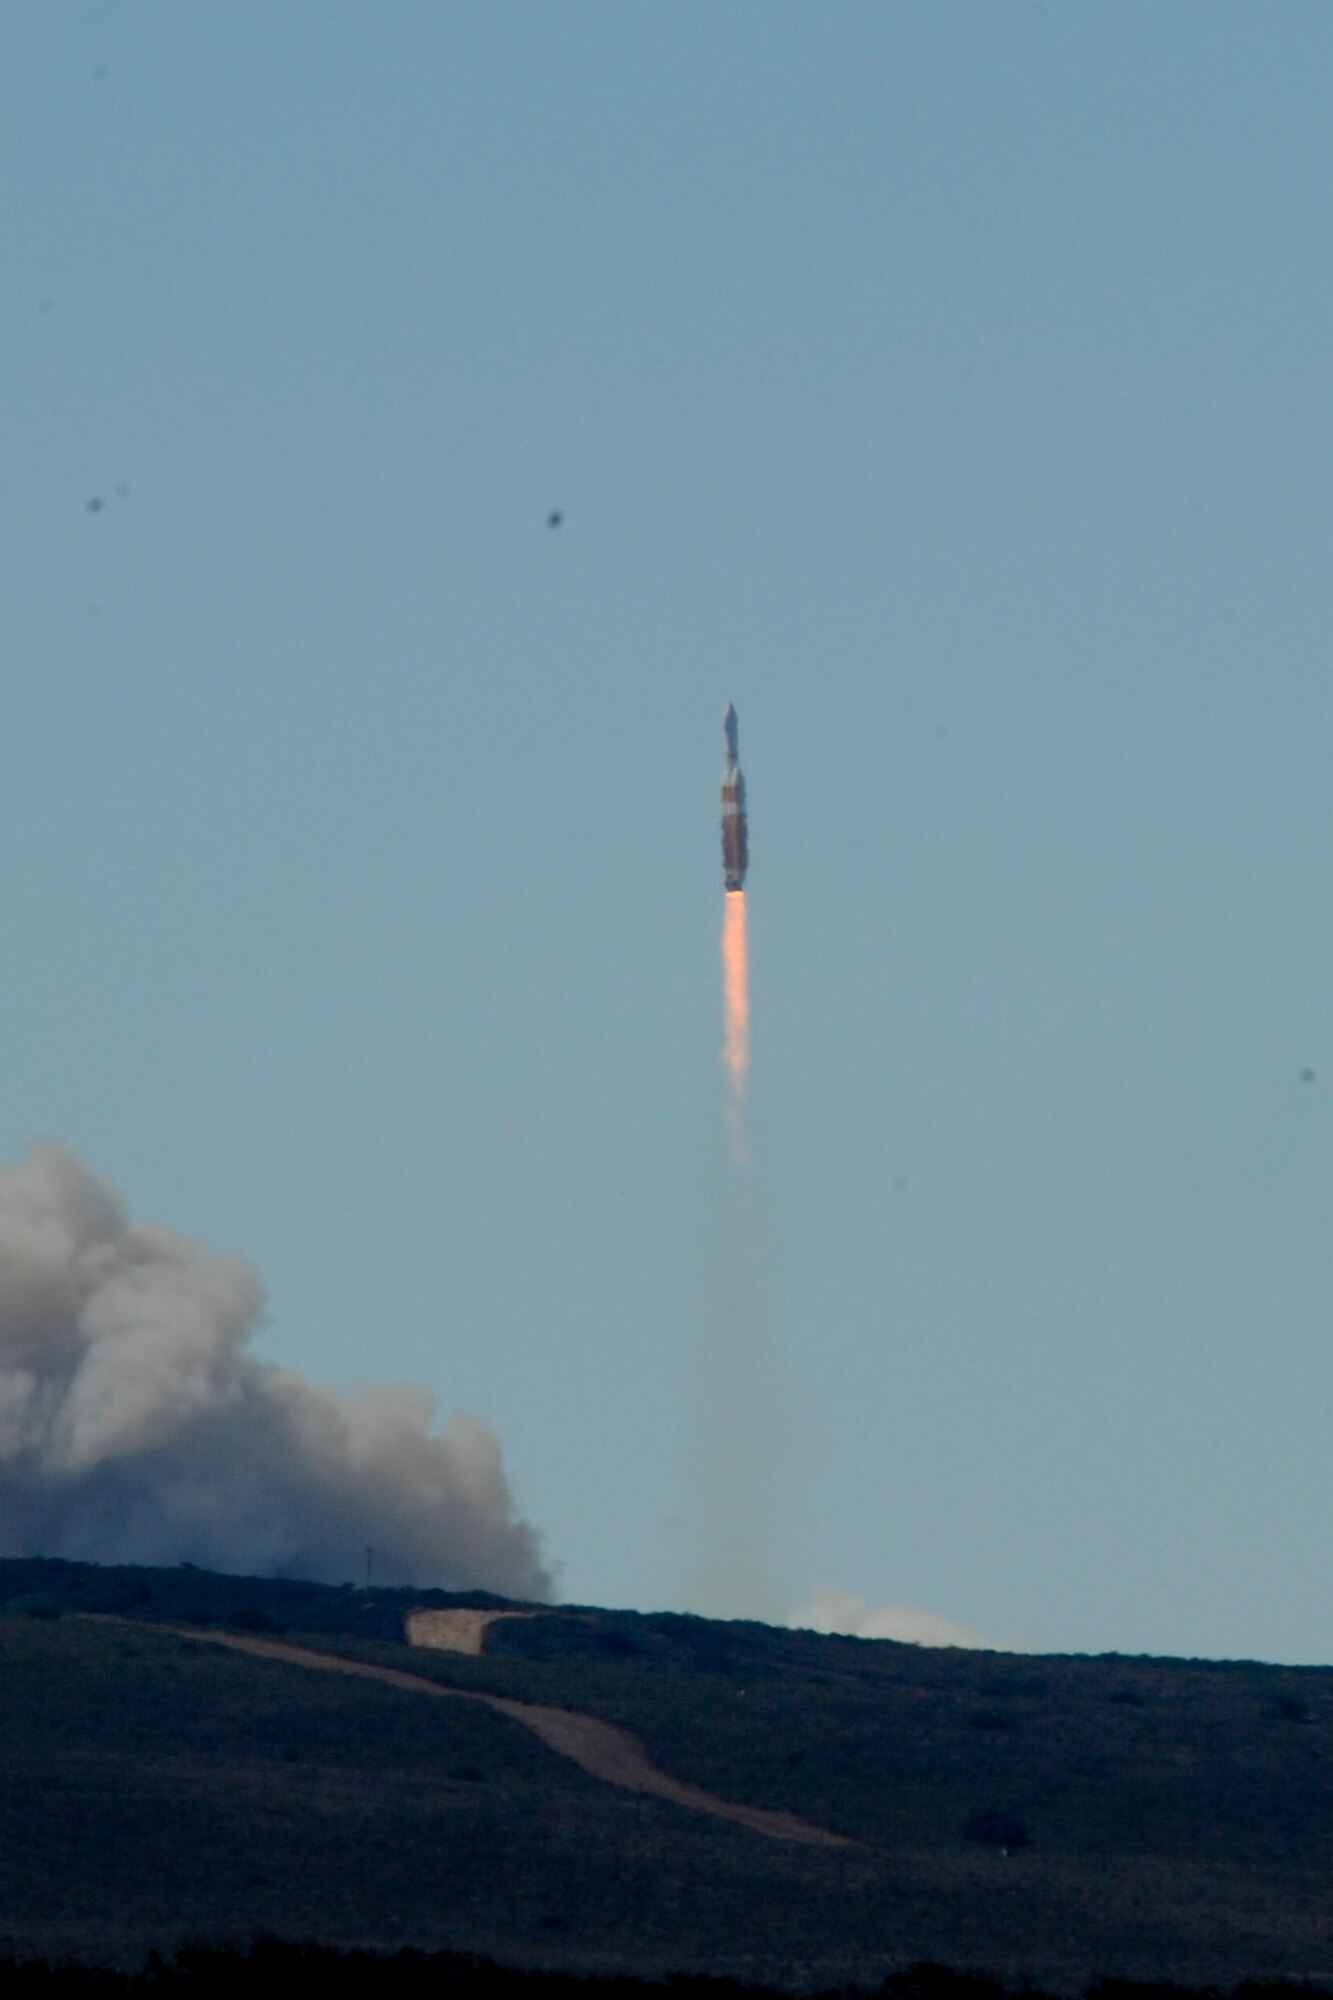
left=789, top=1585, right=1002, bottom=1649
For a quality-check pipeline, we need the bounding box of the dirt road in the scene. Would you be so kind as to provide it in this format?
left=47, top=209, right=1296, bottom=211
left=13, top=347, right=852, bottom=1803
left=159, top=1623, right=851, bottom=1847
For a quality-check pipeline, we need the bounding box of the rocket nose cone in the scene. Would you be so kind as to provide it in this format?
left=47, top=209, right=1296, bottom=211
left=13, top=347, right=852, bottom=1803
left=723, top=703, right=739, bottom=756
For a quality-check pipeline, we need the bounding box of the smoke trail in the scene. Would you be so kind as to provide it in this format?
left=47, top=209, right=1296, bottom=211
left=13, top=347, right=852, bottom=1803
left=721, top=889, right=750, bottom=1156
left=688, top=1167, right=785, bottom=1624
left=684, top=879, right=789, bottom=1624
left=0, top=1140, right=551, bottom=1596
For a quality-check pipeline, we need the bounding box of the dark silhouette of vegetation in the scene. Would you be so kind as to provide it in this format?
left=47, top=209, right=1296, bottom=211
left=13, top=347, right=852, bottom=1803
left=226, top=1607, right=282, bottom=1634
left=0, top=1557, right=526, bottom=1644
left=962, top=1811, right=1032, bottom=1851
left=0, top=1594, right=63, bottom=1621
left=0, top=1940, right=1328, bottom=2000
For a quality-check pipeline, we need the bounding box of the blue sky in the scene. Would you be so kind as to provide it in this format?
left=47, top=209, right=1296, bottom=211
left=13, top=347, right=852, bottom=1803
left=4, top=2, right=1333, bottom=1661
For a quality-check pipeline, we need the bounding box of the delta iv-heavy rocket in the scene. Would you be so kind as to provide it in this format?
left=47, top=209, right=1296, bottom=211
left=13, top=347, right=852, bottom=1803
left=721, top=703, right=748, bottom=891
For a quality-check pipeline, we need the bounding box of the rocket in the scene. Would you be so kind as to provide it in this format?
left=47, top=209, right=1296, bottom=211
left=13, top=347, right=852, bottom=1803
left=721, top=703, right=748, bottom=892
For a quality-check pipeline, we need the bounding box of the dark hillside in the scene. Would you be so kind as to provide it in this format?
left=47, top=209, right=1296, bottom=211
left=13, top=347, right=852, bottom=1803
left=0, top=1556, right=523, bottom=1641
left=481, top=1609, right=1333, bottom=1860
left=0, top=1563, right=1330, bottom=1991
left=0, top=1614, right=870, bottom=1981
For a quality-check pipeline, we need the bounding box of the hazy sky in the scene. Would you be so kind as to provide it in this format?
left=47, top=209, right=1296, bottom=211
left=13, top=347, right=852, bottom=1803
left=5, top=3, right=1333, bottom=1663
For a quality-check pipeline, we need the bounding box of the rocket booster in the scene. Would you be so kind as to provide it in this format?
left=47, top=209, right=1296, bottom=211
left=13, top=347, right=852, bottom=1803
left=721, top=703, right=748, bottom=892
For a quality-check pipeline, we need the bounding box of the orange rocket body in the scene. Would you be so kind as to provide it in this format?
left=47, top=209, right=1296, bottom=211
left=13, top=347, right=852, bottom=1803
left=721, top=703, right=748, bottom=891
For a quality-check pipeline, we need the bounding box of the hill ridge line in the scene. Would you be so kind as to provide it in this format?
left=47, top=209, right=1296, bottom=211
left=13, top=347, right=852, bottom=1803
left=119, top=1619, right=853, bottom=1849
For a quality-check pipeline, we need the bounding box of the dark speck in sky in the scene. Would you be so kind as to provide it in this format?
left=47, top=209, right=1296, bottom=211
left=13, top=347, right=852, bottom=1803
left=86, top=497, right=104, bottom=513
left=1300, top=1068, right=1316, bottom=1083
left=547, top=510, right=563, bottom=528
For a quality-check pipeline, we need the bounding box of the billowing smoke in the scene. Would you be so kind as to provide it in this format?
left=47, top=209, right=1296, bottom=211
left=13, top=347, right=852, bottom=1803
left=0, top=1141, right=551, bottom=1597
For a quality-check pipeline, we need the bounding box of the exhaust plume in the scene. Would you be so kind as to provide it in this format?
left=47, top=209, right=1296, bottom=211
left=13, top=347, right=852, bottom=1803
left=0, top=1140, right=551, bottom=1596
left=721, top=889, right=750, bottom=1155
left=687, top=870, right=786, bottom=1618
left=688, top=708, right=784, bottom=1620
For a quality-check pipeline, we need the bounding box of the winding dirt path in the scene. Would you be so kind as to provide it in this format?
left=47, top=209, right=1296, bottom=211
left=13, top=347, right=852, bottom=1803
left=157, top=1623, right=851, bottom=1847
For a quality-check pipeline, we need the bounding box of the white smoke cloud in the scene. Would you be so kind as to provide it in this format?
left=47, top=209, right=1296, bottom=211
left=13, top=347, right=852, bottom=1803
left=789, top=1584, right=1020, bottom=1651
left=0, top=1141, right=551, bottom=1597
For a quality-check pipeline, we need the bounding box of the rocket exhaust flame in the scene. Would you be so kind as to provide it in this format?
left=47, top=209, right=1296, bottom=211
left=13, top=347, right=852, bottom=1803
left=722, top=888, right=750, bottom=1112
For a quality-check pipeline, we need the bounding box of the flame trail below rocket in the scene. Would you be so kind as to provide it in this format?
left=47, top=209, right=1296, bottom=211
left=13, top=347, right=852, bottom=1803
left=690, top=895, right=784, bottom=1617
left=722, top=889, right=750, bottom=1153
left=687, top=705, right=784, bottom=1623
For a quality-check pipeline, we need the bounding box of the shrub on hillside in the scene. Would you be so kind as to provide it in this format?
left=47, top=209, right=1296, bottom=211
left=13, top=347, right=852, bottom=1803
left=962, top=1809, right=1032, bottom=1850
left=227, top=1607, right=282, bottom=1634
